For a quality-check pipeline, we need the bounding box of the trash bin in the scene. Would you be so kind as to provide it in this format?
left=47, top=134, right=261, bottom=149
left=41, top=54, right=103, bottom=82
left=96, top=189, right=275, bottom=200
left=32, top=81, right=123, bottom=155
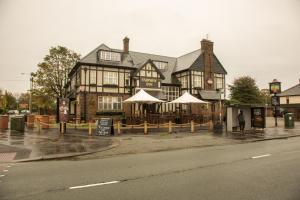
left=284, top=113, right=294, bottom=129
left=213, top=122, right=223, bottom=134
left=0, top=115, right=9, bottom=129
left=10, top=116, right=25, bottom=132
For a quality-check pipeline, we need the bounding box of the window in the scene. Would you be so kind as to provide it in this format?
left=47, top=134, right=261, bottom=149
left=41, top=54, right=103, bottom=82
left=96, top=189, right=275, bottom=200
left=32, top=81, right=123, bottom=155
left=90, top=70, right=96, bottom=84
left=125, top=73, right=130, bottom=86
left=100, top=51, right=121, bottom=62
left=286, top=96, right=289, bottom=104
left=71, top=76, right=76, bottom=89
left=181, top=76, right=188, bottom=88
left=70, top=101, right=76, bottom=114
left=153, top=61, right=168, bottom=70
left=76, top=72, right=80, bottom=86
left=98, top=96, right=122, bottom=110
left=214, top=74, right=223, bottom=89
left=193, top=76, right=202, bottom=88
left=103, top=71, right=118, bottom=85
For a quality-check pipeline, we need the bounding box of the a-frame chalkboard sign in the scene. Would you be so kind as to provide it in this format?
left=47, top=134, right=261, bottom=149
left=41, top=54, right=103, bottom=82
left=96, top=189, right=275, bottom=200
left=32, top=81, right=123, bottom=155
left=96, top=118, right=114, bottom=136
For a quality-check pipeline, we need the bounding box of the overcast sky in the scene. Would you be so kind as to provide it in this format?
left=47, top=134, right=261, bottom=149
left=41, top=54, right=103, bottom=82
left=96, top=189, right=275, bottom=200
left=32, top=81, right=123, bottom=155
left=0, top=0, right=299, bottom=95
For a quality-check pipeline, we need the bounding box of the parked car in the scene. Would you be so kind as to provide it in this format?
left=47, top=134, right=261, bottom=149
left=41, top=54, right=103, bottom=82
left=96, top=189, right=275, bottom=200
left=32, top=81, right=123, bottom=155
left=20, top=110, right=30, bottom=115
left=7, top=110, right=19, bottom=115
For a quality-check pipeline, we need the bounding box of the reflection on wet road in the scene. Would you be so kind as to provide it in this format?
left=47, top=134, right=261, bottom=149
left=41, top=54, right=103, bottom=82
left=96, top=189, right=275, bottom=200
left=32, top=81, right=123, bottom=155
left=0, top=129, right=112, bottom=161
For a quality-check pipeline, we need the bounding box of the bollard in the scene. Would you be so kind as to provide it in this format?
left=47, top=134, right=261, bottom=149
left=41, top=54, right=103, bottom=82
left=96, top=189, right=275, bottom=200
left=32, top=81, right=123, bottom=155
left=191, top=120, right=194, bottom=133
left=60, top=122, right=65, bottom=134
left=117, top=121, right=121, bottom=135
left=144, top=121, right=148, bottom=135
left=38, top=119, right=41, bottom=134
left=209, top=120, right=213, bottom=131
left=88, top=122, right=92, bottom=136
left=168, top=120, right=172, bottom=134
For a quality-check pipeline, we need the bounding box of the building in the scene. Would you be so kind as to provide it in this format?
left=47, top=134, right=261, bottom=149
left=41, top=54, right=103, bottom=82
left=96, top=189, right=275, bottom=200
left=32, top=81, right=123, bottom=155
left=66, top=37, right=227, bottom=122
left=278, top=80, right=300, bottom=120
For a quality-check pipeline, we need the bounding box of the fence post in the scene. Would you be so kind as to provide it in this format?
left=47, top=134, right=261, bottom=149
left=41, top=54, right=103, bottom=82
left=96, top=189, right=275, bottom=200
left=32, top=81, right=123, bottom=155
left=191, top=120, right=194, bottom=133
left=144, top=120, right=148, bottom=134
left=60, top=122, right=65, bottom=134
left=168, top=120, right=172, bottom=134
left=88, top=122, right=92, bottom=136
left=117, top=121, right=121, bottom=135
left=209, top=120, right=213, bottom=131
left=38, top=119, right=41, bottom=134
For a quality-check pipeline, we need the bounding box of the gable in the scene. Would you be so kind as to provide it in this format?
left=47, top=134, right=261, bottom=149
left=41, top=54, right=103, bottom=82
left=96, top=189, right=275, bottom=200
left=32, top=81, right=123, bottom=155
left=131, top=59, right=165, bottom=80
left=187, top=53, right=227, bottom=74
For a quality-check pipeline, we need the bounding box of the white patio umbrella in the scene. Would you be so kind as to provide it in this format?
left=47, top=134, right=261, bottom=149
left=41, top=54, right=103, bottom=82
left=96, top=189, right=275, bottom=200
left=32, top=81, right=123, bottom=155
left=168, top=91, right=209, bottom=104
left=123, top=89, right=165, bottom=103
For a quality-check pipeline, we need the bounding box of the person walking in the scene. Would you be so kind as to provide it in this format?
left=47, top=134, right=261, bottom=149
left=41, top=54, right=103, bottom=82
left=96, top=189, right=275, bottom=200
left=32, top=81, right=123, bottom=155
left=238, top=110, right=245, bottom=132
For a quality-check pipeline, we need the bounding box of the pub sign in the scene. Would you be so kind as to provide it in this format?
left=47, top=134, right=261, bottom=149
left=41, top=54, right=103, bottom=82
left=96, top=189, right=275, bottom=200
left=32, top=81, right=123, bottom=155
left=59, top=98, right=69, bottom=122
left=140, top=77, right=159, bottom=88
left=269, top=79, right=281, bottom=94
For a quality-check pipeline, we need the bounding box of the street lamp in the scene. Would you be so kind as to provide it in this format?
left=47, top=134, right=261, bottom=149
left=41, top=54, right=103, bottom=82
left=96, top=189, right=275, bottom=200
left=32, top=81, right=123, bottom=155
left=21, top=72, right=35, bottom=113
left=269, top=79, right=281, bottom=127
left=84, top=67, right=88, bottom=122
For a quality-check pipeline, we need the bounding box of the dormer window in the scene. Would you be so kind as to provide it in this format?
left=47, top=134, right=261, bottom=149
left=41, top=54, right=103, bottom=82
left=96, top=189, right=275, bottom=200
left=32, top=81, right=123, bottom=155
left=100, top=50, right=121, bottom=62
left=153, top=61, right=168, bottom=70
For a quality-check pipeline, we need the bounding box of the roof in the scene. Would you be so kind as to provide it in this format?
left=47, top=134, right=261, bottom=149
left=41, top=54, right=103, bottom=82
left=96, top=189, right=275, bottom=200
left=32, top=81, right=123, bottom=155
left=129, top=52, right=175, bottom=83
left=198, top=90, right=222, bottom=101
left=278, top=84, right=300, bottom=96
left=76, top=42, right=227, bottom=84
left=130, top=59, right=165, bottom=80
left=174, top=49, right=202, bottom=72
left=176, top=49, right=227, bottom=74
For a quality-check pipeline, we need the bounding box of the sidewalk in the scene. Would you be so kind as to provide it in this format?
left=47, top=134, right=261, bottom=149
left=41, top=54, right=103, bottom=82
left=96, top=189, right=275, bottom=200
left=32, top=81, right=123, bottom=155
left=0, top=129, right=113, bottom=162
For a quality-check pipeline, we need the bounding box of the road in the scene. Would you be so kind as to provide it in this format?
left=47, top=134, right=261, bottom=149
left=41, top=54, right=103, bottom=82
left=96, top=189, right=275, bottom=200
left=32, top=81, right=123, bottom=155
left=1, top=137, right=300, bottom=200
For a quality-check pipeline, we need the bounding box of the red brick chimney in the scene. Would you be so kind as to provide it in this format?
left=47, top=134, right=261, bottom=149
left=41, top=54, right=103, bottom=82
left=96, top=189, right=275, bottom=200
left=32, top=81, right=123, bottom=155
left=123, top=37, right=129, bottom=54
left=201, top=39, right=214, bottom=90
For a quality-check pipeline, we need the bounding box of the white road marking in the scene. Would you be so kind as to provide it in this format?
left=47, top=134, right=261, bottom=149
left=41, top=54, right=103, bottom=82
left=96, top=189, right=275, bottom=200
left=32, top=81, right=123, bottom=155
left=0, top=175, right=5, bottom=177
left=69, top=180, right=120, bottom=190
left=252, top=154, right=271, bottom=159
left=3, top=170, right=8, bottom=172
left=7, top=166, right=11, bottom=168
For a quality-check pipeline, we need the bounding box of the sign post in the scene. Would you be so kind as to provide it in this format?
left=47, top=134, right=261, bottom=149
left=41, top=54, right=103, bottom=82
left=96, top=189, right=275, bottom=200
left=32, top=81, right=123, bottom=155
left=269, top=79, right=281, bottom=127
left=59, top=98, right=69, bottom=134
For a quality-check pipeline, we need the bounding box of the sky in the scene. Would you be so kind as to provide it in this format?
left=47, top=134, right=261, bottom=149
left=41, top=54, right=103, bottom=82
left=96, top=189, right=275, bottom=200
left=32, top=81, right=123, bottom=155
left=0, top=0, right=299, bottom=95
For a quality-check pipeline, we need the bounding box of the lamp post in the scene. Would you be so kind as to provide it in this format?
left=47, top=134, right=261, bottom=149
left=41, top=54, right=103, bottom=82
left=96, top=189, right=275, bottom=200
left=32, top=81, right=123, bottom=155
left=84, top=67, right=88, bottom=122
left=21, top=72, right=34, bottom=113
left=269, top=79, right=281, bottom=127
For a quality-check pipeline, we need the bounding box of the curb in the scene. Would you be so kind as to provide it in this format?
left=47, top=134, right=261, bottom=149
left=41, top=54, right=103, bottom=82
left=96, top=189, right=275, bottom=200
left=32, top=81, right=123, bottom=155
left=246, top=134, right=300, bottom=142
left=16, top=138, right=121, bottom=163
